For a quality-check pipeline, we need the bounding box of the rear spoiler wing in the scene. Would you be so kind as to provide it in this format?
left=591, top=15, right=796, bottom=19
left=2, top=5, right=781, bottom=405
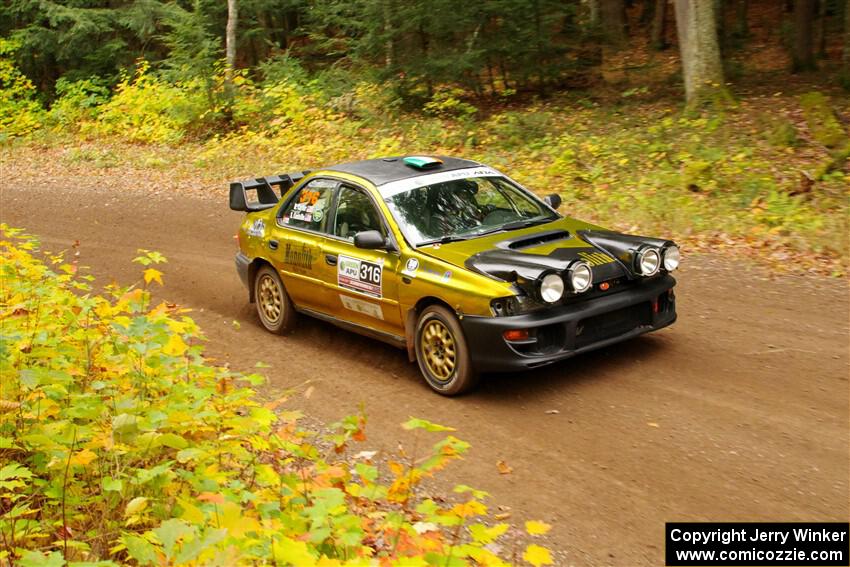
left=229, top=171, right=309, bottom=212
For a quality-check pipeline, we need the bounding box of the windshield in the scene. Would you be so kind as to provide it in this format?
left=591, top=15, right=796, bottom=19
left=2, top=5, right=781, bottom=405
left=384, top=174, right=559, bottom=246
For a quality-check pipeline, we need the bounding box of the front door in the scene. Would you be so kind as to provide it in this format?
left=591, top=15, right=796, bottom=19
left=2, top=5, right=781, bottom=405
left=319, top=184, right=403, bottom=338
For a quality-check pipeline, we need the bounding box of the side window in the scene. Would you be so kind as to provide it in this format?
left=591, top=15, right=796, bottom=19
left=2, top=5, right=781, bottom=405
left=280, top=179, right=335, bottom=232
left=333, top=186, right=386, bottom=241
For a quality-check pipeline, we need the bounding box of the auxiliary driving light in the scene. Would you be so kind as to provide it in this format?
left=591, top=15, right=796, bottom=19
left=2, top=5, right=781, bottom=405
left=539, top=273, right=565, bottom=303
left=569, top=261, right=593, bottom=293
left=637, top=248, right=661, bottom=276
left=663, top=245, right=681, bottom=271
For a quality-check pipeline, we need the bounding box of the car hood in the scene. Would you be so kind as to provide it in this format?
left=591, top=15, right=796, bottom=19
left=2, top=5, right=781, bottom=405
left=418, top=217, right=673, bottom=288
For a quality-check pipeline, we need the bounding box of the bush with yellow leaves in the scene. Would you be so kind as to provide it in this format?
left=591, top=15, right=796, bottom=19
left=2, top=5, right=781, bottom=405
left=0, top=225, right=553, bottom=566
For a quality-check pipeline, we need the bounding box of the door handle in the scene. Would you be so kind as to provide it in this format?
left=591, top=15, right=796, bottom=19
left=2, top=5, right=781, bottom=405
left=325, top=254, right=337, bottom=266
left=268, top=239, right=278, bottom=250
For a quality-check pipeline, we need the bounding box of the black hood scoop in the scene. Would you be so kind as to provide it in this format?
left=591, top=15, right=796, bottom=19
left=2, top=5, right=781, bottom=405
left=465, top=231, right=629, bottom=287
left=496, top=229, right=572, bottom=250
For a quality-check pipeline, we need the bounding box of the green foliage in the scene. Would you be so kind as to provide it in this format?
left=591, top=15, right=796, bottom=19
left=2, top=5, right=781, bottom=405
left=0, top=38, right=45, bottom=140
left=48, top=78, right=111, bottom=127
left=764, top=116, right=800, bottom=148
left=799, top=91, right=849, bottom=149
left=423, top=88, right=478, bottom=119
left=0, top=226, right=545, bottom=565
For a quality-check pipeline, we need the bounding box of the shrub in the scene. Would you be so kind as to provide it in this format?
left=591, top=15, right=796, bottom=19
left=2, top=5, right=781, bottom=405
left=0, top=39, right=45, bottom=140
left=48, top=78, right=111, bottom=128
left=0, top=226, right=551, bottom=566
left=90, top=63, right=211, bottom=144
left=423, top=87, right=478, bottom=119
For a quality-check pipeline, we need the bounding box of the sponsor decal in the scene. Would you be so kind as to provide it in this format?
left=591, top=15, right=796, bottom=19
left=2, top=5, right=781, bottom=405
left=284, top=242, right=315, bottom=270
left=338, top=255, right=382, bottom=298
left=578, top=250, right=614, bottom=267
left=289, top=201, right=314, bottom=223
left=247, top=219, right=265, bottom=237
left=380, top=167, right=501, bottom=197
left=402, top=257, right=419, bottom=277
left=339, top=294, right=384, bottom=320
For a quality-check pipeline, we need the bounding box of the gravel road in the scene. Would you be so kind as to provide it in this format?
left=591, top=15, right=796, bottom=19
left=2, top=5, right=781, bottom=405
left=2, top=181, right=847, bottom=566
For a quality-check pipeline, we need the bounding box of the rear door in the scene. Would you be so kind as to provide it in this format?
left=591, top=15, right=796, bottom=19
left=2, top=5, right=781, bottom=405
left=268, top=178, right=337, bottom=312
left=317, top=184, right=404, bottom=338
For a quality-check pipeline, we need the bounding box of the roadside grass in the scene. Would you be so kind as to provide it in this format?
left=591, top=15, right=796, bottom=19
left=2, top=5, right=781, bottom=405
left=0, top=226, right=552, bottom=566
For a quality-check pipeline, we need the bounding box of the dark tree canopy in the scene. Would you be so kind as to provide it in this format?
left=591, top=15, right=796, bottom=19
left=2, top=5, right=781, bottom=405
left=1, top=0, right=848, bottom=103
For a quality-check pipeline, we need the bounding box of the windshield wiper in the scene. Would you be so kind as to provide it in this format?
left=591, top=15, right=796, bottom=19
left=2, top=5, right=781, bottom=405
left=472, top=217, right=553, bottom=237
left=418, top=234, right=473, bottom=246
left=417, top=217, right=554, bottom=247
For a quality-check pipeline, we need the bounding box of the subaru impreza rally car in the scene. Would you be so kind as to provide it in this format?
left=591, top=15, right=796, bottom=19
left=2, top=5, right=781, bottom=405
left=230, top=156, right=679, bottom=395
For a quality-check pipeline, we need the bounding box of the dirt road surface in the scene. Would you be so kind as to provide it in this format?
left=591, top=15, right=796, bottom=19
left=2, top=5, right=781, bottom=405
left=2, top=181, right=848, bottom=566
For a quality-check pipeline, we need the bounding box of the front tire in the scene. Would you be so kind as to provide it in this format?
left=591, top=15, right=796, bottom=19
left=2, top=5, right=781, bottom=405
left=254, top=265, right=296, bottom=334
left=415, top=305, right=478, bottom=395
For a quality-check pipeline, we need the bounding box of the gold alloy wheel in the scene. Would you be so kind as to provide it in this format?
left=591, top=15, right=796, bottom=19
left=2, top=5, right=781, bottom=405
left=421, top=319, right=456, bottom=382
left=258, top=274, right=282, bottom=324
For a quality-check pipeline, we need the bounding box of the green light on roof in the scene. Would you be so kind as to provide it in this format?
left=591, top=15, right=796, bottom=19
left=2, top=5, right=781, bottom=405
left=402, top=156, right=443, bottom=169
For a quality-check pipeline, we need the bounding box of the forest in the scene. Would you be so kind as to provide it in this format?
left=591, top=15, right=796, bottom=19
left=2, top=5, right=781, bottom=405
left=1, top=0, right=849, bottom=104
left=1, top=0, right=849, bottom=262
left=4, top=0, right=847, bottom=274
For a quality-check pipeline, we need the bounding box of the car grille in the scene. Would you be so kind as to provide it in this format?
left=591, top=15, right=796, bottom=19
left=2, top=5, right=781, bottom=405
left=574, top=303, right=652, bottom=349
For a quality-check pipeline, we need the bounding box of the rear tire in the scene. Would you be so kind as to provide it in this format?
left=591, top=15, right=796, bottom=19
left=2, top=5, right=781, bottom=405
left=415, top=305, right=478, bottom=395
left=254, top=265, right=296, bottom=334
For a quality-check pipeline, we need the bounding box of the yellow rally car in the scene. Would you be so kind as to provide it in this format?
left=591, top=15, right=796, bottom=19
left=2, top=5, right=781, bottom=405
left=230, top=156, right=679, bottom=395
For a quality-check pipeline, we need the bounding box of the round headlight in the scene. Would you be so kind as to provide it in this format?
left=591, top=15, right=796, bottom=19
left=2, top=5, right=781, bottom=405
left=637, top=248, right=661, bottom=276
left=663, top=245, right=680, bottom=271
left=539, top=273, right=564, bottom=303
left=569, top=261, right=593, bottom=293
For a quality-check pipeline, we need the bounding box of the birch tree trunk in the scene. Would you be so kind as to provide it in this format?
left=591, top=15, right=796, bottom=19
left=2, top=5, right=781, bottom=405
left=588, top=0, right=600, bottom=28
left=225, top=0, right=238, bottom=96
left=674, top=0, right=729, bottom=109
left=383, top=0, right=394, bottom=69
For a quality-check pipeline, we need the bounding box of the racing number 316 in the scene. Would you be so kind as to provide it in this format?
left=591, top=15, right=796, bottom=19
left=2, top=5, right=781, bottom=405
left=360, top=262, right=381, bottom=284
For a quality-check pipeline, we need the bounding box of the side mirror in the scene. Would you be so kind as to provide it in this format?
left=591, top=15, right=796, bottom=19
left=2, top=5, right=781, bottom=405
left=544, top=194, right=562, bottom=210
left=353, top=230, right=387, bottom=250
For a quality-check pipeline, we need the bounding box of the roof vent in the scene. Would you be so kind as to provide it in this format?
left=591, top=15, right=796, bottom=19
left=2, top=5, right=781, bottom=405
left=403, top=156, right=443, bottom=169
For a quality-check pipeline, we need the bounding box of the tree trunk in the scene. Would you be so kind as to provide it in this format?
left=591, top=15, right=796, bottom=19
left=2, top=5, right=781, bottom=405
left=651, top=0, right=668, bottom=50
left=845, top=0, right=850, bottom=72
left=588, top=0, right=600, bottom=28
left=792, top=0, right=817, bottom=72
left=383, top=0, right=394, bottom=69
left=816, top=0, right=827, bottom=58
left=715, top=0, right=726, bottom=46
left=734, top=0, right=748, bottom=38
left=674, top=0, right=730, bottom=109
left=601, top=0, right=627, bottom=45
left=225, top=0, right=238, bottom=93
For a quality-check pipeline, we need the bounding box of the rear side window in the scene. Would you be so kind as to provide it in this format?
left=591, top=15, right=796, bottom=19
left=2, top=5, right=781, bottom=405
left=280, top=178, right=336, bottom=232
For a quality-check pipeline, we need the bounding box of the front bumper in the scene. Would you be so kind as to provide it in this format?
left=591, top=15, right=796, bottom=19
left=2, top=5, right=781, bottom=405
left=460, top=275, right=677, bottom=372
